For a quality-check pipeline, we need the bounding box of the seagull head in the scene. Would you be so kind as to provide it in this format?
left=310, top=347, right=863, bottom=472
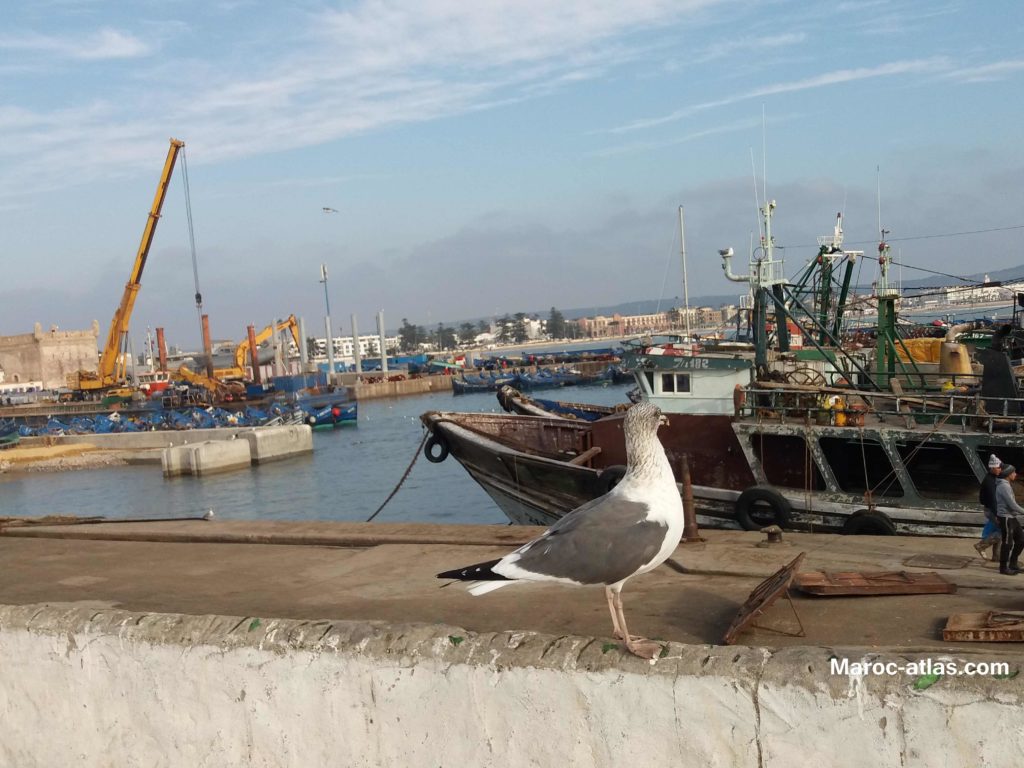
left=623, top=402, right=670, bottom=476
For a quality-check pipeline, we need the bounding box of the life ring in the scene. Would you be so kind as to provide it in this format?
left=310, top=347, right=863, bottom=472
left=842, top=509, right=896, bottom=536
left=735, top=487, right=792, bottom=531
left=424, top=433, right=450, bottom=463
left=597, top=465, right=627, bottom=495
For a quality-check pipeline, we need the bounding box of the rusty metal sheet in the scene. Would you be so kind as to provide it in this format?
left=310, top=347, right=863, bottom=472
left=722, top=552, right=806, bottom=645
left=794, top=570, right=956, bottom=596
left=943, top=612, right=1024, bottom=642
left=902, top=553, right=973, bottom=570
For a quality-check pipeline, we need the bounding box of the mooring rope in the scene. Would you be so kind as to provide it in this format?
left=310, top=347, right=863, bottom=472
left=365, top=431, right=430, bottom=522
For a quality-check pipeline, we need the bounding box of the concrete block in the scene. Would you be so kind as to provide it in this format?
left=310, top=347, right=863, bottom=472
left=188, top=439, right=252, bottom=476
left=161, top=444, right=192, bottom=477
left=240, top=425, right=313, bottom=464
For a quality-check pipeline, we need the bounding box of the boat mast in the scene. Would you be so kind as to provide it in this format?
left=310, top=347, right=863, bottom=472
left=679, top=206, right=692, bottom=340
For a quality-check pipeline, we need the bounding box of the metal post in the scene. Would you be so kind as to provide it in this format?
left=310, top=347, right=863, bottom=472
left=680, top=454, right=702, bottom=543
left=272, top=320, right=284, bottom=377
left=200, top=314, right=214, bottom=378
left=247, top=325, right=261, bottom=385
left=679, top=205, right=691, bottom=340
left=377, top=310, right=388, bottom=374
left=320, top=264, right=336, bottom=379
left=298, top=316, right=309, bottom=369
left=352, top=314, right=362, bottom=374
left=156, top=327, right=167, bottom=371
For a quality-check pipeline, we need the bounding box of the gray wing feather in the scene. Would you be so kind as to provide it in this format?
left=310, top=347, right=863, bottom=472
left=512, top=496, right=668, bottom=585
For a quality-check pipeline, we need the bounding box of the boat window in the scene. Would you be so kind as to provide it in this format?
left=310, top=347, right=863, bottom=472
left=751, top=434, right=826, bottom=490
left=819, top=437, right=903, bottom=497
left=660, top=373, right=691, bottom=394
left=898, top=441, right=976, bottom=501
left=977, top=447, right=1024, bottom=475
left=643, top=371, right=655, bottom=393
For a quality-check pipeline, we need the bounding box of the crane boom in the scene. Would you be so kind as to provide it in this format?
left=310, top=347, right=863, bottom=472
left=214, top=315, right=300, bottom=379
left=77, top=138, right=185, bottom=391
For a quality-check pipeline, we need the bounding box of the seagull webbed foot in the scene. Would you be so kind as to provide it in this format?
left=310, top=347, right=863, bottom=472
left=625, top=638, right=664, bottom=660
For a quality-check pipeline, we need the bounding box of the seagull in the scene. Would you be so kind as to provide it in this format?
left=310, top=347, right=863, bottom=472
left=437, top=401, right=683, bottom=659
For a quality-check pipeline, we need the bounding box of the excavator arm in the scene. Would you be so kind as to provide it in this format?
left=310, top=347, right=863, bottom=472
left=77, top=138, right=185, bottom=390
left=215, top=315, right=299, bottom=379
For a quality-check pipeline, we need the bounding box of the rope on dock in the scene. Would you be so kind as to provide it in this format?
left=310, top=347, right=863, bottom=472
left=365, top=431, right=430, bottom=523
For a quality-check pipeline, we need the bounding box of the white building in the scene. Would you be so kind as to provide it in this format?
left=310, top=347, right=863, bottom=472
left=311, top=335, right=400, bottom=362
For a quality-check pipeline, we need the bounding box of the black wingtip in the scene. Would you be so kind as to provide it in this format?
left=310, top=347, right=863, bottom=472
left=436, top=558, right=510, bottom=582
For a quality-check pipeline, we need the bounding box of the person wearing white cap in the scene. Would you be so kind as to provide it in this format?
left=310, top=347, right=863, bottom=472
left=976, top=454, right=1003, bottom=560
left=995, top=464, right=1024, bottom=575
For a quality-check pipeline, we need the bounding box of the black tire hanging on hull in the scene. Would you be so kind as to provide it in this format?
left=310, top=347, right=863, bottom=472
left=735, top=487, right=792, bottom=531
left=842, top=509, right=897, bottom=536
left=424, top=434, right=450, bottom=463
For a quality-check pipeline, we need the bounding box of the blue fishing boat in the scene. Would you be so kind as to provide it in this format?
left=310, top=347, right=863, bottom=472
left=0, top=418, right=19, bottom=449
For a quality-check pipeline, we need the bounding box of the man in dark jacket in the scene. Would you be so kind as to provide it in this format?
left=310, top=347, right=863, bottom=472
left=977, top=454, right=1003, bottom=560
left=995, top=464, right=1024, bottom=575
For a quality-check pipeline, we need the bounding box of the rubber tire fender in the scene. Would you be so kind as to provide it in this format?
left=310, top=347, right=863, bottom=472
left=842, top=509, right=897, bottom=536
left=735, top=486, right=792, bottom=531
left=597, top=465, right=627, bottom=495
left=424, top=433, right=450, bottom=463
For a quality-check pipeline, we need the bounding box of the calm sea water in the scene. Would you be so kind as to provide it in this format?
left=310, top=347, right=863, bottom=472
left=0, top=383, right=633, bottom=525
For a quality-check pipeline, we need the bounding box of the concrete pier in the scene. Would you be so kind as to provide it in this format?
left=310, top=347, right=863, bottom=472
left=161, top=437, right=253, bottom=477
left=161, top=425, right=313, bottom=475
left=2, top=523, right=1021, bottom=767
left=239, top=423, right=312, bottom=464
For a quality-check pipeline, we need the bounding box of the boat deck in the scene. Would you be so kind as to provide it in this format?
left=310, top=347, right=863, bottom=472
left=2, top=520, right=1022, bottom=653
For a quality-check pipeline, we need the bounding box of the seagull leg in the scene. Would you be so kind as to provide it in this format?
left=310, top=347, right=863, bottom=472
left=612, top=588, right=663, bottom=660
left=605, top=586, right=625, bottom=640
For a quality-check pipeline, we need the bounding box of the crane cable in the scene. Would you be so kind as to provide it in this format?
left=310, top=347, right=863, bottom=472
left=180, top=149, right=206, bottom=355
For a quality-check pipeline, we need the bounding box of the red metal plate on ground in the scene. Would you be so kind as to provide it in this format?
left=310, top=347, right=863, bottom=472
left=943, top=612, right=1024, bottom=642
left=794, top=570, right=956, bottom=596
left=722, top=552, right=806, bottom=645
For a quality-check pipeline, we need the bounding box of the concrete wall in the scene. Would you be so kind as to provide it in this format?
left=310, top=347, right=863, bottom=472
left=1, top=604, right=1021, bottom=768
left=0, top=322, right=99, bottom=389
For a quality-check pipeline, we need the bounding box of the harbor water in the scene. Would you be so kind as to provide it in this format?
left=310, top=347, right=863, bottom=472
left=0, top=384, right=633, bottom=525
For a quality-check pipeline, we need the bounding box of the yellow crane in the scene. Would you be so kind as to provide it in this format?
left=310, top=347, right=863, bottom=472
left=74, top=138, right=185, bottom=391
left=213, top=315, right=300, bottom=380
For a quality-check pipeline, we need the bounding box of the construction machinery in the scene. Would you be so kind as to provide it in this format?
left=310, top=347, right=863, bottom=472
left=73, top=138, right=185, bottom=391
left=213, top=315, right=300, bottom=380
left=174, top=365, right=245, bottom=401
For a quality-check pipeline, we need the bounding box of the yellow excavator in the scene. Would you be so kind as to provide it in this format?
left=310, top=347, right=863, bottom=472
left=174, top=364, right=245, bottom=401
left=73, top=138, right=185, bottom=392
left=213, top=315, right=300, bottom=380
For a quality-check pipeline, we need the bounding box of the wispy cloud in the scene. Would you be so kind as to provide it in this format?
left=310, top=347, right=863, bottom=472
left=0, top=27, right=151, bottom=60
left=0, top=0, right=723, bottom=199
left=607, top=57, right=952, bottom=134
left=945, top=59, right=1024, bottom=83
left=592, top=116, right=766, bottom=157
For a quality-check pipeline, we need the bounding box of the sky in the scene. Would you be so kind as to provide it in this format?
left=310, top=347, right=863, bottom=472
left=1, top=0, right=1022, bottom=350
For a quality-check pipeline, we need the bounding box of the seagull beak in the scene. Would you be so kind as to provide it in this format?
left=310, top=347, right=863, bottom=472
left=659, top=414, right=669, bottom=427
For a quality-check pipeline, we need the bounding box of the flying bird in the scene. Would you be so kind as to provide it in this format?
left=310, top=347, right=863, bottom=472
left=322, top=206, right=339, bottom=213
left=437, top=401, right=683, bottom=659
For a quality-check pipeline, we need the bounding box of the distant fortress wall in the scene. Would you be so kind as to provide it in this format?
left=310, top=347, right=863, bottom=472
left=0, top=321, right=99, bottom=389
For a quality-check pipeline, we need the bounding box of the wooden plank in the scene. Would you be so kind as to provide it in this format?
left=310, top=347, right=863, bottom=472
left=794, top=570, right=956, bottom=596
left=568, top=446, right=602, bottom=466
left=722, top=552, right=806, bottom=645
left=943, top=612, right=1024, bottom=642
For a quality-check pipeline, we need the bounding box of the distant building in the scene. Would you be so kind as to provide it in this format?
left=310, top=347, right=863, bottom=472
left=0, top=322, right=99, bottom=389
left=310, top=334, right=400, bottom=362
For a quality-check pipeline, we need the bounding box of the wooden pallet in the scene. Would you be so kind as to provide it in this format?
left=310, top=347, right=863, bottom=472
left=794, top=570, right=956, bottom=596
left=943, top=612, right=1024, bottom=642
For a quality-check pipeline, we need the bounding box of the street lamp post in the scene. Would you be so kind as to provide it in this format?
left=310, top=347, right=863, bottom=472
left=320, top=263, right=336, bottom=378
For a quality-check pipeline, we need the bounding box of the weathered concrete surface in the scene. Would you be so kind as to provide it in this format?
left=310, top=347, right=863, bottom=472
left=1, top=603, right=1021, bottom=768
left=162, top=438, right=253, bottom=477
left=240, top=423, right=313, bottom=464
left=1, top=524, right=1023, bottom=649
left=22, top=426, right=255, bottom=450
left=3, top=525, right=1024, bottom=766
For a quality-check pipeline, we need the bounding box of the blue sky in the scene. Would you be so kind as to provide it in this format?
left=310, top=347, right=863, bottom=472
left=1, top=0, right=1022, bottom=348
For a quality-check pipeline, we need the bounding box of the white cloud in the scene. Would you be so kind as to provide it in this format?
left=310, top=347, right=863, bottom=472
left=607, top=57, right=953, bottom=134
left=946, top=59, right=1024, bottom=83
left=0, top=27, right=151, bottom=60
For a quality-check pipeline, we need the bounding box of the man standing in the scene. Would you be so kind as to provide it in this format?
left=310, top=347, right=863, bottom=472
left=977, top=454, right=1003, bottom=560
left=995, top=464, right=1024, bottom=576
